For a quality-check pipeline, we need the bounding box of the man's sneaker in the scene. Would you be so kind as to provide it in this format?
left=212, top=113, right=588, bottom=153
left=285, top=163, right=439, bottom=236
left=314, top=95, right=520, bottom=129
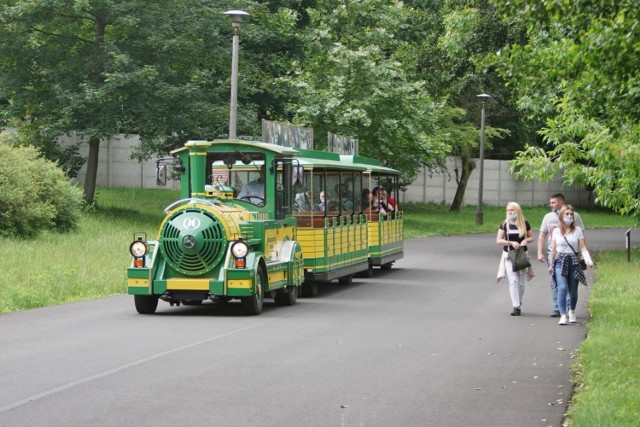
left=558, top=315, right=567, bottom=325
left=568, top=310, right=577, bottom=323
left=550, top=310, right=561, bottom=317
left=510, top=307, right=520, bottom=316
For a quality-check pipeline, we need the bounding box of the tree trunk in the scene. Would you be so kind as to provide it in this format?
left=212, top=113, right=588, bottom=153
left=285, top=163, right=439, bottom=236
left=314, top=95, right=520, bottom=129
left=83, top=137, right=100, bottom=204
left=449, top=155, right=476, bottom=212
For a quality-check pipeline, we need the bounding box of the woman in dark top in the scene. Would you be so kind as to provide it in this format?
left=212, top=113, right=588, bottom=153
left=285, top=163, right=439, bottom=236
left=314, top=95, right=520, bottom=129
left=496, top=201, right=534, bottom=316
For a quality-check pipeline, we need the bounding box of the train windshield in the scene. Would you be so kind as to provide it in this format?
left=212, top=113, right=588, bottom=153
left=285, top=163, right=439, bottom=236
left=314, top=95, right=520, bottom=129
left=206, top=152, right=266, bottom=206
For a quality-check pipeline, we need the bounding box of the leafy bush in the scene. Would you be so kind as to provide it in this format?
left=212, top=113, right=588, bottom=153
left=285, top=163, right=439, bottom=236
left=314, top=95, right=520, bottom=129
left=18, top=127, right=85, bottom=179
left=0, top=132, right=83, bottom=237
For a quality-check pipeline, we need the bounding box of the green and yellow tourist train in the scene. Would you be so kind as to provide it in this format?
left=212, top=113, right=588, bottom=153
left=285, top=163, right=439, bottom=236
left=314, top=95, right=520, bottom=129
left=127, top=138, right=404, bottom=315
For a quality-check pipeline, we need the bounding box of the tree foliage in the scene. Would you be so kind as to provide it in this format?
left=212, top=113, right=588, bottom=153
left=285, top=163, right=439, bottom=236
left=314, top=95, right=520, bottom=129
left=492, top=0, right=640, bottom=216
left=278, top=0, right=450, bottom=184
left=0, top=0, right=533, bottom=205
left=0, top=0, right=269, bottom=202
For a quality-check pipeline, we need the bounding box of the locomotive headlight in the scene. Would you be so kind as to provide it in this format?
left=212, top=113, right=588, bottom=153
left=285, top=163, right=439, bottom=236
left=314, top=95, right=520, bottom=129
left=130, top=240, right=148, bottom=258
left=231, top=240, right=249, bottom=258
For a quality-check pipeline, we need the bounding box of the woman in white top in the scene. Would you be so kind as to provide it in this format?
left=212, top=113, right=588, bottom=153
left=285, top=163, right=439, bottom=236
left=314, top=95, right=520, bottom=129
left=548, top=205, right=594, bottom=325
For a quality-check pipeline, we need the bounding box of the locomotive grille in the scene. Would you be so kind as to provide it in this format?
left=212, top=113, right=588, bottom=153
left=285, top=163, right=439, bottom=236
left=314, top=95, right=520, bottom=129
left=159, top=209, right=227, bottom=275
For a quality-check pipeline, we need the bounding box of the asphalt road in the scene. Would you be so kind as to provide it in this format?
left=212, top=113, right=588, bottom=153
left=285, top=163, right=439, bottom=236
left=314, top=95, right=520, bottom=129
left=0, top=228, right=634, bottom=427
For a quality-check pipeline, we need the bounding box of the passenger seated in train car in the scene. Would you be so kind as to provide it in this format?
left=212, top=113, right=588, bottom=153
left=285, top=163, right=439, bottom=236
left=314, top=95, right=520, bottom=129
left=372, top=197, right=386, bottom=215
left=381, top=187, right=399, bottom=211
left=371, top=187, right=387, bottom=215
left=335, top=182, right=354, bottom=211
left=294, top=190, right=313, bottom=211
left=315, top=191, right=336, bottom=211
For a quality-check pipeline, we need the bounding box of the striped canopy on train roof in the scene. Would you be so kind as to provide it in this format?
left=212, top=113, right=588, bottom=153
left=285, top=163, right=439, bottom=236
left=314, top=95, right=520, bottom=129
left=171, top=139, right=300, bottom=157
left=339, top=154, right=399, bottom=175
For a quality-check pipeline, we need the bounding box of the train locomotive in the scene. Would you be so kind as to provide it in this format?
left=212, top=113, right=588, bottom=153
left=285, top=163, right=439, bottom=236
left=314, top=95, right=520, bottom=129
left=127, top=139, right=403, bottom=315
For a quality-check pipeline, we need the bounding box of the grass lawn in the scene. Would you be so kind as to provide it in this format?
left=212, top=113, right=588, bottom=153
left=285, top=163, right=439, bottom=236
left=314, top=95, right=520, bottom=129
left=567, top=250, right=640, bottom=426
left=0, top=187, right=179, bottom=313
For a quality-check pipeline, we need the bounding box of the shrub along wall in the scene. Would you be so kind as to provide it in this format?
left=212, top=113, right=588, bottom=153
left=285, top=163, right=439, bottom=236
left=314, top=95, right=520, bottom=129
left=0, top=133, right=83, bottom=237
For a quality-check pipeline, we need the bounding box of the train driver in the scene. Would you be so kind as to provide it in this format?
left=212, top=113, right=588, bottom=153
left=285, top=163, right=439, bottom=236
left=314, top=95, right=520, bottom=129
left=237, top=165, right=266, bottom=205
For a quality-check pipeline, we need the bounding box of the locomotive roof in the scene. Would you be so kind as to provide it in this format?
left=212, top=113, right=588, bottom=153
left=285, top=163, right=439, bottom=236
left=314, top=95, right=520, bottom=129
left=171, top=139, right=399, bottom=175
left=171, top=139, right=300, bottom=156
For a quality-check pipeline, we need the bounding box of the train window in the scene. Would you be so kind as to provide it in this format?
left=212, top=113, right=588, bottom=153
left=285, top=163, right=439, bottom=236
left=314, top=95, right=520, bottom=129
left=293, top=166, right=313, bottom=212
left=206, top=152, right=266, bottom=205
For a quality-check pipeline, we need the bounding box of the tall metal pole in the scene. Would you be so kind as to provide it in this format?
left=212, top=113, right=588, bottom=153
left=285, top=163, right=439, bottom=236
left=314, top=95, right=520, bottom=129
left=223, top=10, right=249, bottom=140
left=476, top=93, right=490, bottom=225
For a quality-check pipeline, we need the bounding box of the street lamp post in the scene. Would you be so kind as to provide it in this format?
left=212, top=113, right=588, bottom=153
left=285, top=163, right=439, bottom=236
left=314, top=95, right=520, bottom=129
left=476, top=93, right=491, bottom=225
left=223, top=10, right=249, bottom=139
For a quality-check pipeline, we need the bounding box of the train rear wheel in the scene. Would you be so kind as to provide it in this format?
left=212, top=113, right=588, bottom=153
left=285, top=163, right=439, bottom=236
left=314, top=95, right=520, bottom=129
left=134, top=295, right=159, bottom=314
left=301, top=281, right=319, bottom=298
left=241, top=268, right=264, bottom=315
left=356, top=264, right=373, bottom=278
left=274, top=286, right=298, bottom=306
left=338, top=276, right=353, bottom=285
left=381, top=262, right=393, bottom=271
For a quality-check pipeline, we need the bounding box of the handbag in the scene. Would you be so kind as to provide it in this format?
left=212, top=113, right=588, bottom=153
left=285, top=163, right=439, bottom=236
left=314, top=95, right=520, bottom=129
left=503, top=222, right=531, bottom=272
left=509, top=247, right=532, bottom=272
left=562, top=234, right=587, bottom=271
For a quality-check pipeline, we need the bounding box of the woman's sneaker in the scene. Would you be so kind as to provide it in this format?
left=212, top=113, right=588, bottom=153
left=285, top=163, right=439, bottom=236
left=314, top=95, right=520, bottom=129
left=558, top=315, right=567, bottom=325
left=568, top=310, right=577, bottom=323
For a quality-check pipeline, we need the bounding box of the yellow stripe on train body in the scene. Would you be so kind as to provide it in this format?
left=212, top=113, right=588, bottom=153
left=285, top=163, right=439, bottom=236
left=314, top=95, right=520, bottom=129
left=228, top=279, right=252, bottom=289
left=166, top=278, right=210, bottom=290
left=128, top=278, right=150, bottom=288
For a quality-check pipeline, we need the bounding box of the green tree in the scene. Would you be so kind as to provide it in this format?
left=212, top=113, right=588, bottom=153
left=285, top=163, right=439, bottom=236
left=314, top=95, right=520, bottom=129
left=0, top=0, right=272, bottom=203
left=279, top=0, right=450, bottom=184
left=492, top=0, right=640, bottom=216
left=430, top=0, right=521, bottom=211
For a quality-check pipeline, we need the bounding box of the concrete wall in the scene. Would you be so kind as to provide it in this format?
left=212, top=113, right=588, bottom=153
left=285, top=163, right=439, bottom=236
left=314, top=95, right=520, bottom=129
left=62, top=133, right=591, bottom=208
left=67, top=133, right=181, bottom=191
left=401, top=157, right=591, bottom=208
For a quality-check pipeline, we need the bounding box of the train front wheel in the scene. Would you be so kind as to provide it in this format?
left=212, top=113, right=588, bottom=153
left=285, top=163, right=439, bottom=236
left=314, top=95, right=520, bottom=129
left=134, top=295, right=159, bottom=314
left=241, top=268, right=265, bottom=315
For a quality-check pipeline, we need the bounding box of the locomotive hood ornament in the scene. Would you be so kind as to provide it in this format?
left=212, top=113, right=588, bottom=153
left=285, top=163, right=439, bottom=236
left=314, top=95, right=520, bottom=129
left=183, top=216, right=201, bottom=230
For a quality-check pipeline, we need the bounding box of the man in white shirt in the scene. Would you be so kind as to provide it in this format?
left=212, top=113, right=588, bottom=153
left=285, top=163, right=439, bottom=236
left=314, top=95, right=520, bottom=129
left=237, top=165, right=266, bottom=206
left=537, top=193, right=585, bottom=317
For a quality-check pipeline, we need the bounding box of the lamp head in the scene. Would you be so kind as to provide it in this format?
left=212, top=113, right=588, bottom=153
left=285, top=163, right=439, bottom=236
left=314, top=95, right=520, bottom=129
left=223, top=10, right=249, bottom=26
left=477, top=93, right=491, bottom=101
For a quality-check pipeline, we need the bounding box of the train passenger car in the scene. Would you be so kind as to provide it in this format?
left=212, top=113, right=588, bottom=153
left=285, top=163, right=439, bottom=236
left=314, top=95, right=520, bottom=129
left=289, top=149, right=404, bottom=296
left=126, top=138, right=403, bottom=314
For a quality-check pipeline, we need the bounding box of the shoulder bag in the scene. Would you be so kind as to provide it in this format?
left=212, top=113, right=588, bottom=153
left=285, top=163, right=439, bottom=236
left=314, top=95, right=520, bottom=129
left=504, top=223, right=531, bottom=272
left=562, top=234, right=587, bottom=270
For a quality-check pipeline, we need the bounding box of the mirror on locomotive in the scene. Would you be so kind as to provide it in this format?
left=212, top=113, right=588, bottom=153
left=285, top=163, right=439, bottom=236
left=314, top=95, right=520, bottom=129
left=155, top=156, right=183, bottom=187
left=275, top=159, right=294, bottom=219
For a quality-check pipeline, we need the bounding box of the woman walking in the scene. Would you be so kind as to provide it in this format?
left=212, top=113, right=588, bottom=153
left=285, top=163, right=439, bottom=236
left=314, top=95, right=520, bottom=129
left=548, top=205, right=594, bottom=325
left=496, top=202, right=535, bottom=316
